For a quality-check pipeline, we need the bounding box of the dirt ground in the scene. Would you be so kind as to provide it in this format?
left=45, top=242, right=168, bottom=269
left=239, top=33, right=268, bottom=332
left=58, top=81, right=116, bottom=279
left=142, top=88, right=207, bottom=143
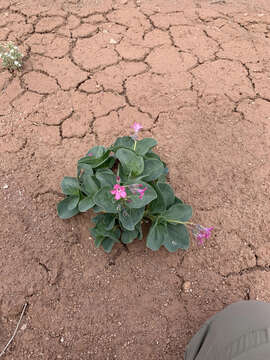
left=1, top=0, right=270, bottom=358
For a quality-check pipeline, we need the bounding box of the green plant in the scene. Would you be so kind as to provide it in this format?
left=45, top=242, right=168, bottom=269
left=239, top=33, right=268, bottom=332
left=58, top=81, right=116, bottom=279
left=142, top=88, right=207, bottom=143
left=57, top=123, right=213, bottom=253
left=0, top=42, right=23, bottom=71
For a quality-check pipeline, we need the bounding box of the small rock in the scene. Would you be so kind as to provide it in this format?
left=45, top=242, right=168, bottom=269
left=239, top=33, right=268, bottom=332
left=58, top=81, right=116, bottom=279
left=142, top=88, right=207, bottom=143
left=21, top=323, right=27, bottom=331
left=3, top=184, right=8, bottom=189
left=110, top=38, right=117, bottom=44
left=182, top=281, right=191, bottom=292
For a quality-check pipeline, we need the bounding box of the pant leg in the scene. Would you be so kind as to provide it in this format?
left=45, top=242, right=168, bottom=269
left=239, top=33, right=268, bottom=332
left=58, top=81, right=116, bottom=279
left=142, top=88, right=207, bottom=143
left=184, top=301, right=270, bottom=360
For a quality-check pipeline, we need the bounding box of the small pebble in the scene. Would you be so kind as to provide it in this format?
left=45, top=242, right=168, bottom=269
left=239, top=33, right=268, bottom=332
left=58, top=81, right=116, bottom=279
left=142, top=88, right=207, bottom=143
left=182, top=281, right=191, bottom=292
left=3, top=184, right=8, bottom=189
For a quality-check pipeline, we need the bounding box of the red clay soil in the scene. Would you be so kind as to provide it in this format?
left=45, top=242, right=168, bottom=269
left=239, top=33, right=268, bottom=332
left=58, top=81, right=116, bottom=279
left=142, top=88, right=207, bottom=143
left=1, top=0, right=270, bottom=359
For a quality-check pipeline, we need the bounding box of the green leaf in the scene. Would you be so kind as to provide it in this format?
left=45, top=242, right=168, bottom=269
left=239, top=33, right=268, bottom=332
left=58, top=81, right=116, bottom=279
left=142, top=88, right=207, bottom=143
left=102, top=237, right=118, bottom=253
left=134, top=138, right=157, bottom=155
left=141, top=159, right=164, bottom=182
left=77, top=163, right=93, bottom=178
left=126, top=181, right=157, bottom=209
left=94, top=236, right=103, bottom=248
left=113, top=136, right=135, bottom=151
left=92, top=205, right=104, bottom=213
left=115, top=148, right=144, bottom=177
left=94, top=187, right=118, bottom=213
left=119, top=207, right=144, bottom=231
left=61, top=177, right=80, bottom=195
left=157, top=173, right=167, bottom=183
left=158, top=183, right=175, bottom=209
left=146, top=219, right=168, bottom=251
left=67, top=195, right=80, bottom=210
left=91, top=224, right=119, bottom=250
left=174, top=196, right=183, bottom=205
left=161, top=203, right=192, bottom=224
left=95, top=156, right=115, bottom=170
left=90, top=225, right=104, bottom=244
left=148, top=183, right=166, bottom=214
left=95, top=169, right=117, bottom=188
left=118, top=164, right=128, bottom=183
left=157, top=165, right=168, bottom=182
left=81, top=175, right=99, bottom=197
left=92, top=213, right=115, bottom=230
left=87, top=145, right=107, bottom=158
left=78, top=196, right=95, bottom=212
left=121, top=229, right=138, bottom=244
left=78, top=146, right=110, bottom=168
left=90, top=223, right=120, bottom=243
left=144, top=151, right=161, bottom=161
left=135, top=222, right=143, bottom=240
left=163, top=223, right=189, bottom=251
left=57, top=197, right=79, bottom=219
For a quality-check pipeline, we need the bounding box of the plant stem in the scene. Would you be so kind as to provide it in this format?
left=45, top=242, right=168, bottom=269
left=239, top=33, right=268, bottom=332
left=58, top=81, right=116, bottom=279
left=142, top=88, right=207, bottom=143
left=0, top=303, right=28, bottom=357
left=167, top=220, right=193, bottom=225
left=133, top=140, right=137, bottom=151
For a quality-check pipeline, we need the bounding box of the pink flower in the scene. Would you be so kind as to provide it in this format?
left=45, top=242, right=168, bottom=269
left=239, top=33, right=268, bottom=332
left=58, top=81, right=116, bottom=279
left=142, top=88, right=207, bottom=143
left=192, top=225, right=213, bottom=245
left=204, top=226, right=214, bottom=239
left=128, top=184, right=139, bottom=195
left=132, top=122, right=143, bottom=133
left=136, top=187, right=147, bottom=199
left=88, top=152, right=93, bottom=156
left=127, top=184, right=147, bottom=199
left=110, top=184, right=127, bottom=200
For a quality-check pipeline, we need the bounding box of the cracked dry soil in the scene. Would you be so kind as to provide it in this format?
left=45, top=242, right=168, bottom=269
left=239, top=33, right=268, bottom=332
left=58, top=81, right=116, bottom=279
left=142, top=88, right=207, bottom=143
left=1, top=0, right=270, bottom=359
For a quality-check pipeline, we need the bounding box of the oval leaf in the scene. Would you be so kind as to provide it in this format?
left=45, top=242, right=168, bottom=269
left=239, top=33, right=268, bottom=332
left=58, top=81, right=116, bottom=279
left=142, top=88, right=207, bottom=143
left=116, top=148, right=144, bottom=177
left=126, top=181, right=157, bottom=209
left=162, top=203, right=192, bottom=223
left=61, top=177, right=80, bottom=195
left=119, top=207, right=144, bottom=231
left=57, top=197, right=79, bottom=219
left=87, top=145, right=107, bottom=158
left=113, top=136, right=135, bottom=151
left=81, top=175, right=99, bottom=197
left=77, top=163, right=93, bottom=178
left=148, top=183, right=166, bottom=214
left=95, top=156, right=115, bottom=170
left=121, top=229, right=138, bottom=244
left=94, top=187, right=118, bottom=213
left=90, top=224, right=120, bottom=243
left=135, top=138, right=157, bottom=155
left=78, top=146, right=110, bottom=168
left=163, top=223, right=190, bottom=251
left=146, top=220, right=168, bottom=251
left=102, top=237, right=118, bottom=253
left=78, top=196, right=95, bottom=212
left=67, top=195, right=80, bottom=210
left=141, top=159, right=164, bottom=182
left=92, top=213, right=115, bottom=230
left=95, top=169, right=117, bottom=188
left=158, top=183, right=175, bottom=209
left=144, top=151, right=161, bottom=161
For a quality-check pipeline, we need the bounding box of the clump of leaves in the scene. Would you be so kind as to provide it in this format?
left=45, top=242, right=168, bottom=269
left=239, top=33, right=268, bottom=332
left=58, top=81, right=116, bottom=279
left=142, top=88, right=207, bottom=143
left=57, top=123, right=213, bottom=253
left=0, top=42, right=23, bottom=71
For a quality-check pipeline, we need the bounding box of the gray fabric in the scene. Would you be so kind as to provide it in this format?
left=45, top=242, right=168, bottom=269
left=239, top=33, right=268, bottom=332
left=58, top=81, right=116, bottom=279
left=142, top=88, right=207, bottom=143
left=184, top=301, right=270, bottom=360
